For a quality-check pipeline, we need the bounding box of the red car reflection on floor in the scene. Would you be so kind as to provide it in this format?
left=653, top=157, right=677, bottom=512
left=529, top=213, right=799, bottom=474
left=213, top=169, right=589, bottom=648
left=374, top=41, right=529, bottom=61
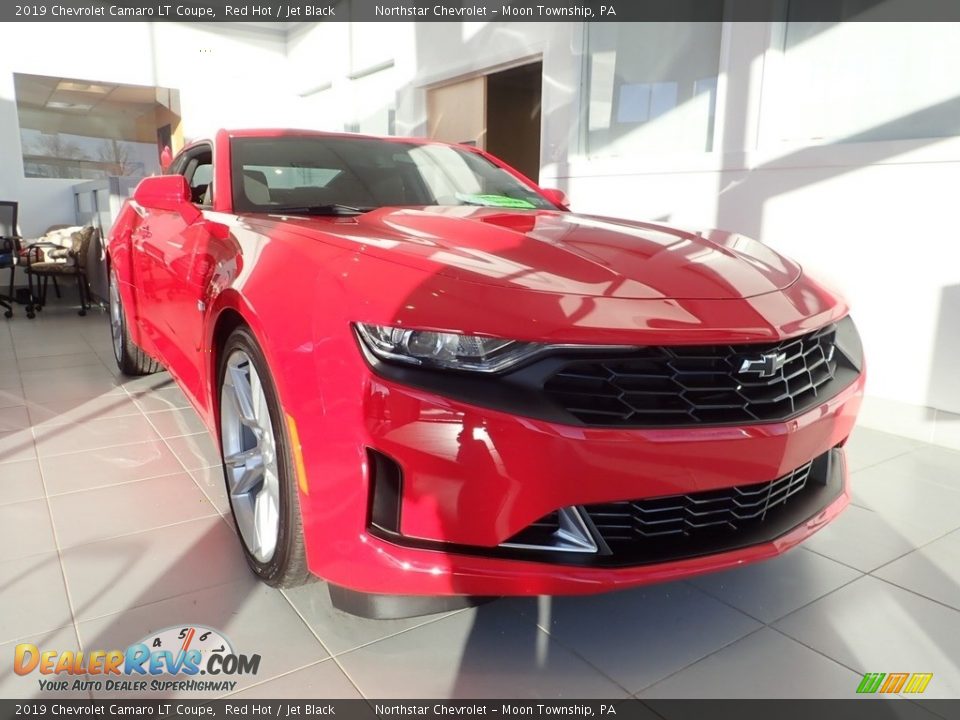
left=107, top=129, right=864, bottom=617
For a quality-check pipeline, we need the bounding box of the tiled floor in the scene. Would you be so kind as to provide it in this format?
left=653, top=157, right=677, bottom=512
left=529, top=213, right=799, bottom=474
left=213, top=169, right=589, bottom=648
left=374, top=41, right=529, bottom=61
left=2, top=301, right=960, bottom=706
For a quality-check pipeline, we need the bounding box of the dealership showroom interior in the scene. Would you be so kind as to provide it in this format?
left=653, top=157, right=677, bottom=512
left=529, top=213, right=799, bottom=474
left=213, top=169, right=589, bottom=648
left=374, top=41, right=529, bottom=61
left=1, top=2, right=960, bottom=710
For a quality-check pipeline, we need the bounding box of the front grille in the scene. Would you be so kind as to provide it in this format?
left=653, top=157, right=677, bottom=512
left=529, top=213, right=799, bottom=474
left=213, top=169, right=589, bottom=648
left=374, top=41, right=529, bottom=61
left=543, top=324, right=839, bottom=426
left=502, top=451, right=838, bottom=567
left=583, top=460, right=814, bottom=548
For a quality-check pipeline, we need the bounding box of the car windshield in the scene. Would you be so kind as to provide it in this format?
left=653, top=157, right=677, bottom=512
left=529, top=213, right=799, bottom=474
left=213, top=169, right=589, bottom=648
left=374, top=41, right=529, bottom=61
left=230, top=135, right=557, bottom=214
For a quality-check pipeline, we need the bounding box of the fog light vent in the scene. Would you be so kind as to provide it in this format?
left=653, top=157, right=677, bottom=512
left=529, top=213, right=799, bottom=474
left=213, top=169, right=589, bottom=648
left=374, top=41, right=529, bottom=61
left=501, top=507, right=598, bottom=553
left=367, top=449, right=402, bottom=534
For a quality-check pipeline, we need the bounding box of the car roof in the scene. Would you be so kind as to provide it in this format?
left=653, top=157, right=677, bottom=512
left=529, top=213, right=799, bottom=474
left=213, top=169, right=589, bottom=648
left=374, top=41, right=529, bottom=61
left=178, top=129, right=463, bottom=156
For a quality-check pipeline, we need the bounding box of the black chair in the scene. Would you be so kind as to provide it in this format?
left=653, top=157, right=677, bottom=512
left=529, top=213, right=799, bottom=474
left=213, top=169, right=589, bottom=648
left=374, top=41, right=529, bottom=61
left=0, top=201, right=22, bottom=319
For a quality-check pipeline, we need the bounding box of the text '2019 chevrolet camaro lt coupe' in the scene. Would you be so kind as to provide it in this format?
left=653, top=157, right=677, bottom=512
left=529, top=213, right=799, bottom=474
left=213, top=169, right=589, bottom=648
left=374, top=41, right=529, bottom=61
left=107, top=129, right=864, bottom=617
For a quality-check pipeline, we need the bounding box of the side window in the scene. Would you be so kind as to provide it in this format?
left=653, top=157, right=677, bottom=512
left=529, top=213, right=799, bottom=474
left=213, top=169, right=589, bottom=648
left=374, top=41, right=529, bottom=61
left=170, top=146, right=214, bottom=206
left=190, top=161, right=214, bottom=206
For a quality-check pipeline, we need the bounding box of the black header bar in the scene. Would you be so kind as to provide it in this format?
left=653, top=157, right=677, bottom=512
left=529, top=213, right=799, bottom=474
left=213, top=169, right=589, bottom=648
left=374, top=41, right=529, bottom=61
left=0, top=699, right=957, bottom=720
left=5, top=0, right=960, bottom=23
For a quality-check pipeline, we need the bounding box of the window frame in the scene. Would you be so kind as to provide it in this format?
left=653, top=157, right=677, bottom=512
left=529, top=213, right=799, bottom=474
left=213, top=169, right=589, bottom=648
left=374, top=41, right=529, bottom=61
left=169, top=142, right=214, bottom=208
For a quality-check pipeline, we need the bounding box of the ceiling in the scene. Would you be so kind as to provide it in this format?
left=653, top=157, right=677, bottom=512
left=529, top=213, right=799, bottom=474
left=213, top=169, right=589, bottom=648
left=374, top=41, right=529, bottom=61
left=14, top=73, right=178, bottom=116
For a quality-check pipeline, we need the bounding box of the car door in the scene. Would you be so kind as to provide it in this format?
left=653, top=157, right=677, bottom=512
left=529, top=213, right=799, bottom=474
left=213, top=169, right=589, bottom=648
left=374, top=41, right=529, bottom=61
left=133, top=143, right=217, bottom=402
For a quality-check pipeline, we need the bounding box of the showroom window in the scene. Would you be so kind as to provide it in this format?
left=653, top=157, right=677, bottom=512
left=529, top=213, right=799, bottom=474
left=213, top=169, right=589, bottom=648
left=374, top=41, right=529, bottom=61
left=13, top=73, right=181, bottom=180
left=765, top=3, right=960, bottom=144
left=583, top=11, right=723, bottom=157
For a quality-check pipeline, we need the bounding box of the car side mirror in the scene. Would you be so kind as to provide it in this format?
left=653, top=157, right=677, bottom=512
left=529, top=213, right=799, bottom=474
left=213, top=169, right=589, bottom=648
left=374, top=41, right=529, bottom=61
left=541, top=187, right=569, bottom=208
left=133, top=175, right=200, bottom=223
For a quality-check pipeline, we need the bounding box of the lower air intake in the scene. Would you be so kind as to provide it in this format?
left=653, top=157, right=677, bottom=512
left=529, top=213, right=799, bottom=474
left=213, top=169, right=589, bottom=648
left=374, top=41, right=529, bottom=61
left=503, top=450, right=837, bottom=566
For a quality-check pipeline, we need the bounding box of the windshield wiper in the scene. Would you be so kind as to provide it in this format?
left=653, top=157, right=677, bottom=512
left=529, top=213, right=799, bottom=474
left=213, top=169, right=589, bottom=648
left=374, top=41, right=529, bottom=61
left=268, top=204, right=373, bottom=216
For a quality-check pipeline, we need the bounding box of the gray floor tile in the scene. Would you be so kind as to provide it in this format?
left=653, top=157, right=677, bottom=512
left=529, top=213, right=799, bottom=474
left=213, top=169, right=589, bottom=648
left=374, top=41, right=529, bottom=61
left=165, top=432, right=222, bottom=470
left=0, top=458, right=45, bottom=505
left=187, top=465, right=229, bottom=514
left=15, top=340, right=99, bottom=359
left=145, top=407, right=207, bottom=438
left=805, top=503, right=945, bottom=573
left=540, top=583, right=761, bottom=693
left=49, top=473, right=218, bottom=547
left=845, top=426, right=922, bottom=473
left=23, top=352, right=108, bottom=372
left=78, top=578, right=328, bottom=698
left=0, top=404, right=30, bottom=431
left=61, top=516, right=251, bottom=620
left=933, top=412, right=960, bottom=453
left=336, top=600, right=627, bottom=698
left=33, top=414, right=160, bottom=457
left=0, top=626, right=86, bottom=699
left=893, top=445, right=960, bottom=488
left=119, top=372, right=180, bottom=395
left=283, top=581, right=456, bottom=656
left=0, top=428, right=37, bottom=464
left=639, top=628, right=862, bottom=698
left=19, top=364, right=117, bottom=387
left=873, top=529, right=960, bottom=612
left=774, top=576, right=960, bottom=698
left=22, top=377, right=126, bottom=403
left=227, top=659, right=361, bottom=699
left=27, top=394, right=143, bottom=425
left=0, top=552, right=73, bottom=644
left=40, top=439, right=186, bottom=494
left=130, top=385, right=192, bottom=412
left=690, top=547, right=861, bottom=623
left=0, top=498, right=56, bottom=561
left=852, top=449, right=960, bottom=537
left=0, top=388, right=27, bottom=409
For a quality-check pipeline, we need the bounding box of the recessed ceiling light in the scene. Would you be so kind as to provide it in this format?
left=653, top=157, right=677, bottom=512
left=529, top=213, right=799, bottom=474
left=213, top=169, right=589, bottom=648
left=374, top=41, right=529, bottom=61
left=56, top=80, right=112, bottom=94
left=46, top=101, right=95, bottom=111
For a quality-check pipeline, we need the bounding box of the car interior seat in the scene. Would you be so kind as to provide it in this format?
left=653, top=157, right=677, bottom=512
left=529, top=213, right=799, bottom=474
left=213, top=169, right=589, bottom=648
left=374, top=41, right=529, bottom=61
left=243, top=170, right=271, bottom=206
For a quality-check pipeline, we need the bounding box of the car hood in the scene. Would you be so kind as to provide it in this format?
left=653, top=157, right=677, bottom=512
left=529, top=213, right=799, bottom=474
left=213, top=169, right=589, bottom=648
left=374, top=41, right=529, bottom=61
left=275, top=206, right=802, bottom=300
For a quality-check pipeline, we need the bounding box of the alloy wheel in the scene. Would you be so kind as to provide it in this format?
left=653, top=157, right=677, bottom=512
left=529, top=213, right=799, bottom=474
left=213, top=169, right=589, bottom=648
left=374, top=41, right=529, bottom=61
left=219, top=349, right=282, bottom=562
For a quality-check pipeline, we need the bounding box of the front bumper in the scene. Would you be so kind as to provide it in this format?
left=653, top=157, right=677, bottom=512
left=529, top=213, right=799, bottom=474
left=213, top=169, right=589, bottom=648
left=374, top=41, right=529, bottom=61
left=302, top=362, right=863, bottom=596
left=320, top=448, right=850, bottom=598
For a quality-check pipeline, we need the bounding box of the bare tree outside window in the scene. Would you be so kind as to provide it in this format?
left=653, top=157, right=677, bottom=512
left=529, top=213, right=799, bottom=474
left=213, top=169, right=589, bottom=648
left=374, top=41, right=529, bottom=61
left=97, top=138, right=138, bottom=176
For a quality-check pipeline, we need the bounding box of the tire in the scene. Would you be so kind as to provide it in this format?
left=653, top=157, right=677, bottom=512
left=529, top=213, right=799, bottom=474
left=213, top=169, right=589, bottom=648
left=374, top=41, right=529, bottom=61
left=217, top=326, right=309, bottom=588
left=109, top=266, right=161, bottom=376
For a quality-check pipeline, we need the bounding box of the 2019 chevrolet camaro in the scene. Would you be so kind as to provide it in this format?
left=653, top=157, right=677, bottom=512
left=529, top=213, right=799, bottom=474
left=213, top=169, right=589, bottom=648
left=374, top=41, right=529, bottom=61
left=107, top=129, right=864, bottom=616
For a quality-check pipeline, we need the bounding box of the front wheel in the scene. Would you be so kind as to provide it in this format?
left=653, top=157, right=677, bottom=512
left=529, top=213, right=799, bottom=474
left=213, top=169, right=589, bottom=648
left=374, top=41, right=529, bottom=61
left=218, top=326, right=309, bottom=588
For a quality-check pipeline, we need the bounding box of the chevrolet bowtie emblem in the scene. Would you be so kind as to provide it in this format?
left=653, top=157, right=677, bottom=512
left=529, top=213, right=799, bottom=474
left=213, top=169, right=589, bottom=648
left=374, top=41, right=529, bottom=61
left=739, top=351, right=787, bottom=378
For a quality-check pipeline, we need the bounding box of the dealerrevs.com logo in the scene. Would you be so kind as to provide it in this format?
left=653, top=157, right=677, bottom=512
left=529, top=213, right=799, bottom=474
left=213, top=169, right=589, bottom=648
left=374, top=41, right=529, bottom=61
left=14, top=625, right=260, bottom=694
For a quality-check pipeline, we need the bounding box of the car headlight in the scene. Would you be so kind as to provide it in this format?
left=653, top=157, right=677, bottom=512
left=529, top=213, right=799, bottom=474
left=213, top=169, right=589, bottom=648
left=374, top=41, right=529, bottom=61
left=354, top=323, right=546, bottom=373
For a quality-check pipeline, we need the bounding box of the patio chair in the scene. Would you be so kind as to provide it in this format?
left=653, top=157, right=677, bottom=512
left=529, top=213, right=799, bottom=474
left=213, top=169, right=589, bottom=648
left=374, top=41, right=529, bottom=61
left=23, top=225, right=99, bottom=318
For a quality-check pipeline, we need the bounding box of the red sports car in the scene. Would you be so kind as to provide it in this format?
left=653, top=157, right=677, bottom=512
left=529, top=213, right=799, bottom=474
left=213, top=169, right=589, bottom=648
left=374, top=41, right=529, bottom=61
left=108, top=129, right=864, bottom=617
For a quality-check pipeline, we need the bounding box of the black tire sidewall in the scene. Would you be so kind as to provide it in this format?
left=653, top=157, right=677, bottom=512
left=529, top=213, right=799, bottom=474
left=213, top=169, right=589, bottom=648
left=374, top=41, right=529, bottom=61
left=217, top=326, right=301, bottom=585
left=108, top=267, right=125, bottom=367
